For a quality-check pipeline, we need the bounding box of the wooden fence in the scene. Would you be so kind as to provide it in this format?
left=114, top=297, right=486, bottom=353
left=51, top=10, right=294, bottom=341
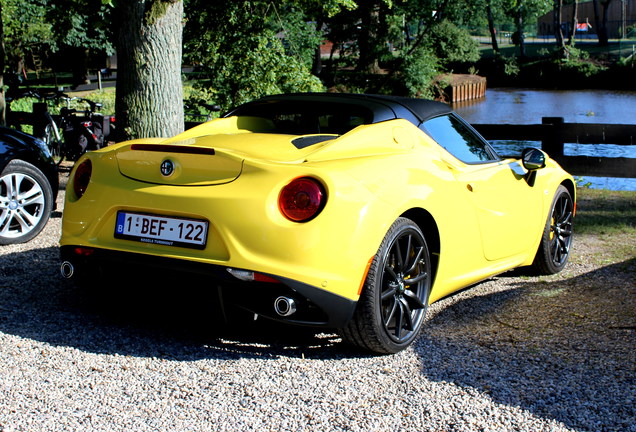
left=472, top=117, right=636, bottom=178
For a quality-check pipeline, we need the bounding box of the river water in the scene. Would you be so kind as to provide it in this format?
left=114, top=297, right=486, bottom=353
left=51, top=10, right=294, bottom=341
left=453, top=88, right=636, bottom=191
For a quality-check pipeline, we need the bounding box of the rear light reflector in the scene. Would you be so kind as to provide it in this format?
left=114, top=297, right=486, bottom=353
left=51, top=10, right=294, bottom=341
left=72, top=159, right=92, bottom=199
left=73, top=247, right=95, bottom=257
left=226, top=268, right=280, bottom=283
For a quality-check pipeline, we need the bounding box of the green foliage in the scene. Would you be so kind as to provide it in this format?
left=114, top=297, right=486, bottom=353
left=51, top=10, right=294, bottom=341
left=488, top=53, right=520, bottom=76
left=8, top=89, right=115, bottom=115
left=2, top=0, right=55, bottom=71
left=183, top=85, right=220, bottom=122
left=78, top=90, right=116, bottom=114
left=557, top=49, right=606, bottom=78
left=184, top=1, right=324, bottom=109
left=423, top=20, right=480, bottom=69
left=197, top=35, right=324, bottom=109
left=396, top=46, right=439, bottom=98
left=575, top=176, right=592, bottom=189
left=537, top=47, right=552, bottom=57
left=559, top=59, right=605, bottom=78
left=502, top=55, right=520, bottom=76
left=9, top=97, right=40, bottom=114
left=564, top=47, right=590, bottom=60
left=47, top=0, right=114, bottom=52
left=268, top=7, right=323, bottom=69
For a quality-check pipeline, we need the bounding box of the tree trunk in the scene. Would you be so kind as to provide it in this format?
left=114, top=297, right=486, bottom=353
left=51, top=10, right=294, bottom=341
left=0, top=2, right=5, bottom=127
left=115, top=0, right=184, bottom=140
left=601, top=0, right=613, bottom=43
left=71, top=47, right=91, bottom=88
left=356, top=0, right=384, bottom=73
left=515, top=3, right=526, bottom=58
left=486, top=0, right=499, bottom=53
left=567, top=0, right=579, bottom=46
left=554, top=0, right=565, bottom=51
left=592, top=0, right=612, bottom=45
left=311, top=19, right=324, bottom=76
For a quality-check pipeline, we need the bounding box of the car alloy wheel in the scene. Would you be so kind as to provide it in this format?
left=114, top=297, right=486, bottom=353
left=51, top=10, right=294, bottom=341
left=342, top=217, right=431, bottom=354
left=0, top=160, right=53, bottom=245
left=532, top=185, right=574, bottom=275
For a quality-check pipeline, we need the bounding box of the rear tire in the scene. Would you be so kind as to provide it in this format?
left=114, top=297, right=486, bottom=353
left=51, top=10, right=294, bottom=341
left=341, top=217, right=431, bottom=354
left=532, top=185, right=574, bottom=275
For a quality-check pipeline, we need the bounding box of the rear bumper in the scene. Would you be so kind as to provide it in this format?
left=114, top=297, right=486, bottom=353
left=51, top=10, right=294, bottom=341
left=60, top=245, right=357, bottom=328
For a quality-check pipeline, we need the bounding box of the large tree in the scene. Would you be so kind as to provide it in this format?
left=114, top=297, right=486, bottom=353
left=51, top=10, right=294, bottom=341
left=115, top=0, right=184, bottom=139
left=47, top=0, right=114, bottom=87
left=0, top=2, right=5, bottom=126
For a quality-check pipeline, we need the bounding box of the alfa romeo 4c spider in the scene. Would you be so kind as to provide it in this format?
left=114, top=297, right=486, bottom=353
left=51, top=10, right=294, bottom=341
left=60, top=93, right=575, bottom=353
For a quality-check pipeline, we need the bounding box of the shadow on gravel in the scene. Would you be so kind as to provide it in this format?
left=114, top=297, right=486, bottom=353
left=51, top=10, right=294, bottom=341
left=0, top=246, right=359, bottom=362
left=3, top=245, right=635, bottom=430
left=416, top=258, right=636, bottom=432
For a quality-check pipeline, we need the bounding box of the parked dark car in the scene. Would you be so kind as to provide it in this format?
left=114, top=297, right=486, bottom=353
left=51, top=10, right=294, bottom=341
left=0, top=126, right=58, bottom=244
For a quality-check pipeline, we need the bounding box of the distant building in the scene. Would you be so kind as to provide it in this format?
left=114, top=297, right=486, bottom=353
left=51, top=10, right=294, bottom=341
left=538, top=0, right=636, bottom=39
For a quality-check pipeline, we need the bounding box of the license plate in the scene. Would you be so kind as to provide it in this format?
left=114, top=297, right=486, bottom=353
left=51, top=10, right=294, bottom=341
left=115, top=211, right=208, bottom=249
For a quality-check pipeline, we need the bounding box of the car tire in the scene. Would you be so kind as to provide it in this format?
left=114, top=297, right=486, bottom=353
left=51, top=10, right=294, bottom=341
left=532, top=185, right=574, bottom=275
left=0, top=159, right=54, bottom=245
left=341, top=217, right=432, bottom=354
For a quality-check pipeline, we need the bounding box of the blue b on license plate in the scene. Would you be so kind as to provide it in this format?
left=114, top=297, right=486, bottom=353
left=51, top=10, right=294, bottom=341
left=115, top=211, right=208, bottom=249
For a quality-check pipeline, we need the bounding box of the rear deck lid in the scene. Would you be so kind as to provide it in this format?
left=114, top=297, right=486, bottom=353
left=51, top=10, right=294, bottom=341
left=116, top=142, right=244, bottom=186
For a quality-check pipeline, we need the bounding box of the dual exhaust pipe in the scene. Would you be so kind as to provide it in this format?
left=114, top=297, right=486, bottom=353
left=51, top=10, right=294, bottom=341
left=60, top=261, right=75, bottom=279
left=274, top=296, right=297, bottom=317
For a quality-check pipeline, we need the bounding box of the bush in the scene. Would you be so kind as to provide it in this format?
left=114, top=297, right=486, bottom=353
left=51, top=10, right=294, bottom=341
left=559, top=59, right=605, bottom=78
left=395, top=46, right=440, bottom=98
left=423, top=20, right=480, bottom=69
left=558, top=48, right=606, bottom=79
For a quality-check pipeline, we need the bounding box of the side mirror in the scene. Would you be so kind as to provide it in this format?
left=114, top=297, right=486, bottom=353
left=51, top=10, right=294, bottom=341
left=521, top=147, right=546, bottom=171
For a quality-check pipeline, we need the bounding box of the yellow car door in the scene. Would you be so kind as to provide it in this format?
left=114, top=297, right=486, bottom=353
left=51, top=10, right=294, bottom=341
left=420, top=114, right=543, bottom=262
left=454, top=160, right=543, bottom=261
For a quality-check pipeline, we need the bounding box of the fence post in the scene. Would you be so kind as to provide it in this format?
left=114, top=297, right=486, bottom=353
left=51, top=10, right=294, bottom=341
left=32, top=102, right=49, bottom=140
left=541, top=117, right=565, bottom=157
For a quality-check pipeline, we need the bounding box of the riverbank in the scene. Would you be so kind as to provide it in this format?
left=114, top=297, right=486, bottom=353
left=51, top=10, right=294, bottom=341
left=475, top=40, right=636, bottom=91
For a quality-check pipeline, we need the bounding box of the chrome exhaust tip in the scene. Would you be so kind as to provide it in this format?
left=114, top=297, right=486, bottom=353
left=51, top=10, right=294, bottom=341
left=60, top=261, right=75, bottom=279
left=274, top=296, right=297, bottom=317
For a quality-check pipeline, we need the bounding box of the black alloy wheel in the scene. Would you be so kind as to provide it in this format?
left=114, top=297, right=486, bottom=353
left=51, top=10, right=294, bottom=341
left=342, top=217, right=431, bottom=354
left=532, top=185, right=574, bottom=275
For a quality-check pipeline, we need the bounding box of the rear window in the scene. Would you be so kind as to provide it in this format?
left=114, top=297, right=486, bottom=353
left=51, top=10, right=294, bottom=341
left=229, top=101, right=373, bottom=135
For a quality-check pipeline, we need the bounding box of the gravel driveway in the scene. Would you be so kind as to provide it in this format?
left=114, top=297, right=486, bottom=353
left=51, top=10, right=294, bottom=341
left=0, top=175, right=634, bottom=432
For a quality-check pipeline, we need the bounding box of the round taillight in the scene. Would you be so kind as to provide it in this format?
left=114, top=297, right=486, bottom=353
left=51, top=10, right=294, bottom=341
left=73, top=159, right=92, bottom=199
left=279, top=177, right=326, bottom=222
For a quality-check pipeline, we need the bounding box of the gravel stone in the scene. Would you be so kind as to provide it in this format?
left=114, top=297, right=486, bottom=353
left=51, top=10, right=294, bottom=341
left=0, top=174, right=634, bottom=431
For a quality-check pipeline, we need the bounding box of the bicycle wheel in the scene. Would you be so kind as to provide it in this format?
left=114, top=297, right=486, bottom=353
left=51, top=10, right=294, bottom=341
left=43, top=123, right=61, bottom=158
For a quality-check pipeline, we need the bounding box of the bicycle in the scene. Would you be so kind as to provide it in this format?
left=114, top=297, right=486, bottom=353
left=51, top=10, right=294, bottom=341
left=6, top=90, right=112, bottom=164
left=55, top=94, right=110, bottom=162
left=6, top=89, right=64, bottom=157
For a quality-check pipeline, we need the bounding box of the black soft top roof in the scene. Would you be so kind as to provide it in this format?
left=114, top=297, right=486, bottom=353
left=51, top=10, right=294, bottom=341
left=225, top=93, right=453, bottom=126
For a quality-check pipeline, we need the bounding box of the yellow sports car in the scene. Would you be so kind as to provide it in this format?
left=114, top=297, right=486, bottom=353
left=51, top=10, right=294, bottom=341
left=60, top=93, right=575, bottom=353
